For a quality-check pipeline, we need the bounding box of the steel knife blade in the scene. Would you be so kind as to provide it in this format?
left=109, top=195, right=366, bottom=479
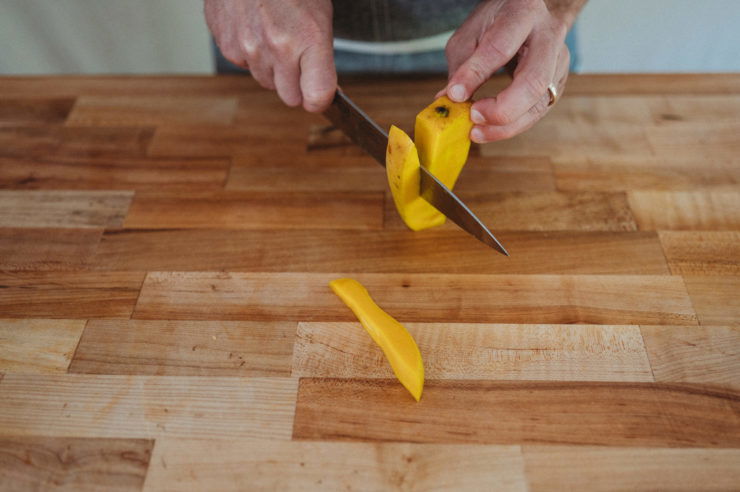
left=323, top=89, right=508, bottom=256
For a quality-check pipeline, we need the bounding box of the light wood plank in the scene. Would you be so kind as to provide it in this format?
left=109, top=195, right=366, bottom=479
left=0, top=191, right=132, bottom=228
left=628, top=191, right=740, bottom=230
left=647, top=122, right=740, bottom=160
left=0, top=98, right=76, bottom=126
left=69, top=320, right=295, bottom=376
left=0, top=319, right=86, bottom=374
left=0, top=228, right=102, bottom=270
left=89, top=229, right=669, bottom=275
left=143, top=439, right=526, bottom=492
left=293, top=379, right=740, bottom=446
left=0, top=155, right=229, bottom=191
left=123, top=191, right=384, bottom=230
left=66, top=96, right=238, bottom=127
left=385, top=191, right=638, bottom=231
left=683, top=276, right=740, bottom=326
left=0, top=271, right=145, bottom=319
left=0, top=375, right=297, bottom=439
left=293, top=323, right=654, bottom=382
left=133, top=272, right=697, bottom=325
left=0, top=436, right=152, bottom=492
left=659, top=231, right=740, bottom=275
left=522, top=446, right=740, bottom=492
left=641, top=325, right=740, bottom=387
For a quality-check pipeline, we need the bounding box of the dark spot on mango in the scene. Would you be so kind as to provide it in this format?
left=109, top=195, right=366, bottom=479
left=435, top=105, right=450, bottom=117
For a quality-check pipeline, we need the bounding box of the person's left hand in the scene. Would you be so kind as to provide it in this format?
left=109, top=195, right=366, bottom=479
left=437, top=0, right=570, bottom=143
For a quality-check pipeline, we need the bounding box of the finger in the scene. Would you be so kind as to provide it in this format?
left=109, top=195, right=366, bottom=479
left=471, top=31, right=560, bottom=126
left=444, top=30, right=478, bottom=79
left=445, top=6, right=535, bottom=102
left=299, top=42, right=337, bottom=112
left=246, top=53, right=276, bottom=90
left=273, top=60, right=302, bottom=107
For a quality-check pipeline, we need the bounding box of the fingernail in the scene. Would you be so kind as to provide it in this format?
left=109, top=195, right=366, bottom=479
left=449, top=84, right=466, bottom=102
left=470, top=109, right=485, bottom=124
left=471, top=127, right=484, bottom=143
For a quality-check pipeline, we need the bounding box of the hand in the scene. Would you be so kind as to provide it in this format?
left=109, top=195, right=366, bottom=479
left=439, top=0, right=570, bottom=143
left=205, top=0, right=336, bottom=112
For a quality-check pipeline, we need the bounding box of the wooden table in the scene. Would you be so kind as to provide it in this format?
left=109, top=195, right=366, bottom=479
left=0, top=74, right=738, bottom=490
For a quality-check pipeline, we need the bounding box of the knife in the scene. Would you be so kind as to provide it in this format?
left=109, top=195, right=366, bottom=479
left=323, top=89, right=509, bottom=256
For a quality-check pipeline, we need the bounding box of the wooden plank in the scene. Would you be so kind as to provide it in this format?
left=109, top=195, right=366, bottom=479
left=69, top=320, right=295, bottom=376
left=65, top=96, right=237, bottom=127
left=0, top=126, right=153, bottom=159
left=133, top=272, right=697, bottom=325
left=0, top=98, right=76, bottom=126
left=293, top=379, right=740, bottom=446
left=648, top=94, right=740, bottom=124
left=0, top=155, right=229, bottom=191
left=628, top=191, right=740, bottom=230
left=0, top=375, right=297, bottom=439
left=0, top=436, right=152, bottom=492
left=659, top=231, right=740, bottom=275
left=522, top=446, right=740, bottom=492
left=0, top=319, right=86, bottom=374
left=89, top=229, right=669, bottom=275
left=385, top=191, right=638, bottom=231
left=143, top=439, right=527, bottom=492
left=683, top=276, right=740, bottom=326
left=292, top=323, right=654, bottom=382
left=641, top=325, right=740, bottom=387
left=0, top=228, right=102, bottom=270
left=647, top=122, right=740, bottom=159
left=0, top=191, right=132, bottom=229
left=123, top=191, right=384, bottom=230
left=0, top=271, right=144, bottom=319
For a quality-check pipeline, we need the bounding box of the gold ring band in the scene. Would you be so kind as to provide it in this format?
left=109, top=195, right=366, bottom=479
left=547, top=84, right=558, bottom=106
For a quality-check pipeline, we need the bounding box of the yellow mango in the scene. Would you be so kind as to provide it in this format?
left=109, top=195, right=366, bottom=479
left=329, top=277, right=424, bottom=401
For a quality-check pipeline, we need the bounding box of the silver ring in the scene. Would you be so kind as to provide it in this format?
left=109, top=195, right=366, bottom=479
left=547, top=84, right=558, bottom=106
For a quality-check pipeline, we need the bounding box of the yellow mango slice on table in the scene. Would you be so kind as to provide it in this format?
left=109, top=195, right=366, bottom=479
left=386, top=96, right=474, bottom=231
left=329, top=278, right=424, bottom=402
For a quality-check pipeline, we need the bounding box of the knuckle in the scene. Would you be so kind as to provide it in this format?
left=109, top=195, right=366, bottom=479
left=523, top=74, right=549, bottom=100
left=487, top=107, right=514, bottom=126
left=481, top=35, right=517, bottom=63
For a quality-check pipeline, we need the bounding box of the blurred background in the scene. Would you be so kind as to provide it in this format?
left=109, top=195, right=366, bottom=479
left=1, top=0, right=738, bottom=75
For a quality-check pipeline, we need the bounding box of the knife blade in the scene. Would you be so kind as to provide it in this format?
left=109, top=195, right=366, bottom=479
left=323, top=89, right=509, bottom=256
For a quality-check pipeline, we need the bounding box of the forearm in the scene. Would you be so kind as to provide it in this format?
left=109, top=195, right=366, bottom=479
left=544, top=0, right=588, bottom=29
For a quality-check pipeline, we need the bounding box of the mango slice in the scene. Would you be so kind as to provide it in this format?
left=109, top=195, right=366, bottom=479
left=329, top=278, right=424, bottom=401
left=386, top=96, right=474, bottom=231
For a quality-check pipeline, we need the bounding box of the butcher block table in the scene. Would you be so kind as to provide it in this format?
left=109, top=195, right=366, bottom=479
left=0, top=73, right=739, bottom=491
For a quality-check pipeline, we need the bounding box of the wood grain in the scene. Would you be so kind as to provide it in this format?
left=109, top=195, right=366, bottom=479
left=659, top=231, right=740, bottom=275
left=683, top=276, right=740, bottom=326
left=89, top=229, right=669, bottom=274
left=292, top=323, right=654, bottom=382
left=133, top=272, right=697, bottom=325
left=0, top=191, right=132, bottom=228
left=65, top=96, right=238, bottom=127
left=0, top=375, right=297, bottom=439
left=293, top=379, right=740, bottom=446
left=522, top=446, right=740, bottom=492
left=123, top=191, right=384, bottom=230
left=0, top=436, right=152, bottom=492
left=0, top=155, right=229, bottom=190
left=0, top=319, right=86, bottom=374
left=0, top=271, right=144, bottom=319
left=69, top=320, right=295, bottom=376
left=628, top=191, right=740, bottom=230
left=0, top=98, right=76, bottom=126
left=0, top=228, right=102, bottom=270
left=647, top=122, right=740, bottom=160
left=143, top=439, right=526, bottom=492
left=641, top=325, right=740, bottom=387
left=385, top=191, right=638, bottom=231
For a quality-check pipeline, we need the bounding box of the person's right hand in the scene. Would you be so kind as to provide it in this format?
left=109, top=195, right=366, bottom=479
left=205, top=0, right=336, bottom=112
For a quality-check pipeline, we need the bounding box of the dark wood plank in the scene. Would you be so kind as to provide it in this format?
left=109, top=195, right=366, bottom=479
left=69, top=320, right=295, bottom=376
left=293, top=379, right=740, bottom=447
left=628, top=191, right=740, bottom=231
left=659, top=231, right=740, bottom=275
left=683, top=276, right=740, bottom=326
left=90, top=229, right=669, bottom=275
left=0, top=228, right=102, bottom=270
left=133, top=272, right=696, bottom=325
left=0, top=271, right=145, bottom=319
left=0, top=437, right=152, bottom=492
left=0, top=191, right=132, bottom=228
left=641, top=325, right=740, bottom=387
left=0, top=98, right=76, bottom=126
left=123, top=191, right=384, bottom=230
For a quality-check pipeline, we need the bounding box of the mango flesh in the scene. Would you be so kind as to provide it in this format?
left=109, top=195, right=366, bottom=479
left=329, top=278, right=424, bottom=401
left=386, top=96, right=474, bottom=231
